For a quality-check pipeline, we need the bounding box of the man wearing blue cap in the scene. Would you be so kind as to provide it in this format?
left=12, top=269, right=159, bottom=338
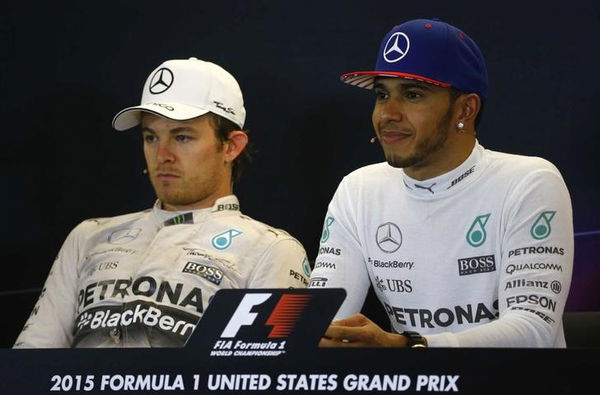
left=310, top=19, right=573, bottom=347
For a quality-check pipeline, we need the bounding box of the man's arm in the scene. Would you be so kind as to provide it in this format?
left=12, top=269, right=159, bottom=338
left=246, top=236, right=311, bottom=288
left=309, top=177, right=371, bottom=319
left=13, top=223, right=85, bottom=348
left=425, top=166, right=573, bottom=347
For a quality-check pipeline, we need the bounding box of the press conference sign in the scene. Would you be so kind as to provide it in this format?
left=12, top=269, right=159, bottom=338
left=186, top=288, right=346, bottom=356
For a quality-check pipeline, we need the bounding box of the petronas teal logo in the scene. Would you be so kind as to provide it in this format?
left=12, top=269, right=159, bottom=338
left=211, top=229, right=243, bottom=250
left=321, top=217, right=335, bottom=243
left=466, top=214, right=491, bottom=247
left=530, top=211, right=556, bottom=240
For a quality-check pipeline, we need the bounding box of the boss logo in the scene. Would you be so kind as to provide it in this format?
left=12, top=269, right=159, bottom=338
left=183, top=262, right=224, bottom=286
left=458, top=255, right=496, bottom=276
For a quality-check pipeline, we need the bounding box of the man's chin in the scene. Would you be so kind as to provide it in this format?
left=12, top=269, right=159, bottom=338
left=385, top=154, right=418, bottom=169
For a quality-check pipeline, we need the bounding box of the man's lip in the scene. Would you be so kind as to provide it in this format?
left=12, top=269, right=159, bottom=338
left=156, top=173, right=180, bottom=180
left=380, top=131, right=411, bottom=144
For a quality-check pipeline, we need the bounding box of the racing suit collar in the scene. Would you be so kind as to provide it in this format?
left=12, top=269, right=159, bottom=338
left=152, top=195, right=241, bottom=227
left=401, top=141, right=484, bottom=199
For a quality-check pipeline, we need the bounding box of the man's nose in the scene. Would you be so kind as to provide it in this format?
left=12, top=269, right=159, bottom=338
left=378, top=99, right=404, bottom=123
left=156, top=141, right=175, bottom=163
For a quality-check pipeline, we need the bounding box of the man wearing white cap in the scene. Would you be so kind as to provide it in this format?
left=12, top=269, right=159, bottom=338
left=310, top=19, right=573, bottom=348
left=14, top=58, right=310, bottom=348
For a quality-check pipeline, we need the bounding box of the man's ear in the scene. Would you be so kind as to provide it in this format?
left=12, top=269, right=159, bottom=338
left=224, top=131, right=248, bottom=162
left=455, top=93, right=481, bottom=127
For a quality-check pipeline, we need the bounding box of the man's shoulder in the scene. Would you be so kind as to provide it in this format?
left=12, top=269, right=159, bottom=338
left=484, top=148, right=561, bottom=177
left=73, top=209, right=152, bottom=233
left=234, top=213, right=301, bottom=245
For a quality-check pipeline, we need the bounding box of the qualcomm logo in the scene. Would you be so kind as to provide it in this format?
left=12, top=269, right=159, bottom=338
left=211, top=229, right=243, bottom=250
left=530, top=211, right=556, bottom=240
left=383, top=32, right=410, bottom=63
left=375, top=222, right=402, bottom=253
left=466, top=214, right=491, bottom=247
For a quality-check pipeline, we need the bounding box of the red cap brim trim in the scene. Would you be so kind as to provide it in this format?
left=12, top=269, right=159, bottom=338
left=340, top=71, right=451, bottom=90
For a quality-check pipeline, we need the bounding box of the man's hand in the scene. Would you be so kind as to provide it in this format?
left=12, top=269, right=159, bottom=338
left=319, top=313, right=409, bottom=348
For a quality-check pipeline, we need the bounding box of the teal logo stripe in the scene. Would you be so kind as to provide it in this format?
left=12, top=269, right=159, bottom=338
left=320, top=217, right=335, bottom=243
left=211, top=229, right=243, bottom=250
left=466, top=214, right=491, bottom=247
left=530, top=211, right=556, bottom=240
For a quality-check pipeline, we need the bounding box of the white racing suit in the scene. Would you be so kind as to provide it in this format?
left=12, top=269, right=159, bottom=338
left=15, top=195, right=310, bottom=347
left=310, top=143, right=573, bottom=347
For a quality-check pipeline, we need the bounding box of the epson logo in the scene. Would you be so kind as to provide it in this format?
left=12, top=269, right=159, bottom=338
left=183, top=262, right=223, bottom=286
left=458, top=255, right=496, bottom=276
left=506, top=294, right=557, bottom=312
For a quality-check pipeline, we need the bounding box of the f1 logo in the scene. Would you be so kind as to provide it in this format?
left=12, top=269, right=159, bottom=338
left=221, top=293, right=271, bottom=338
left=220, top=293, right=312, bottom=338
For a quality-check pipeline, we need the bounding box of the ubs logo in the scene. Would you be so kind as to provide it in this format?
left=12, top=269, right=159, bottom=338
left=375, top=222, right=402, bottom=253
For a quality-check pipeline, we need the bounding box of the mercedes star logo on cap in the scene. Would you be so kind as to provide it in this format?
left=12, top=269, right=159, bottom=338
left=376, top=222, right=402, bottom=253
left=383, top=32, right=410, bottom=63
left=149, top=68, right=174, bottom=94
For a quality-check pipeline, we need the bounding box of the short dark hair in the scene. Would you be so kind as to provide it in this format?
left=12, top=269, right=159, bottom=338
left=207, top=112, right=252, bottom=183
left=449, top=88, right=485, bottom=130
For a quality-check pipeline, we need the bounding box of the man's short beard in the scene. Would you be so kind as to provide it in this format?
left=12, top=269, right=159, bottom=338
left=384, top=105, right=453, bottom=169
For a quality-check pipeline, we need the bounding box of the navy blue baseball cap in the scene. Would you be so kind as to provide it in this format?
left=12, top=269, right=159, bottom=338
left=341, top=19, right=488, bottom=101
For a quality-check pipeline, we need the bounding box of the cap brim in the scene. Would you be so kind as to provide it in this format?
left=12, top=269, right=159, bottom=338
left=340, top=71, right=451, bottom=90
left=112, top=102, right=211, bottom=131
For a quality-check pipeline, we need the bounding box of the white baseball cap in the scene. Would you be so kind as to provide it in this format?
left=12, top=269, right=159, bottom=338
left=112, top=57, right=246, bottom=130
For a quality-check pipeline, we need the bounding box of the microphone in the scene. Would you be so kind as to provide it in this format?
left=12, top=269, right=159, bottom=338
left=370, top=136, right=378, bottom=144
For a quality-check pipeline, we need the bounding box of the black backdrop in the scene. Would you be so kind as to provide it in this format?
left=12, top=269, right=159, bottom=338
left=1, top=0, right=599, bottom=347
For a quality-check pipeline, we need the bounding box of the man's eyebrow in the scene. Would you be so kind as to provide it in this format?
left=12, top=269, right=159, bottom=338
left=397, top=81, right=433, bottom=91
left=373, top=80, right=433, bottom=92
left=373, top=81, right=387, bottom=90
left=140, top=126, right=196, bottom=134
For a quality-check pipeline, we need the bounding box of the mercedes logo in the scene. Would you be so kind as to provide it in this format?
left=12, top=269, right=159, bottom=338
left=383, top=32, right=410, bottom=63
left=376, top=222, right=402, bottom=253
left=149, top=68, right=174, bottom=94
left=109, top=228, right=142, bottom=245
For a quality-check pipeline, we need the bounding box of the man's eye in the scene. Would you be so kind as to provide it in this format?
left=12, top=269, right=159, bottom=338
left=374, top=90, right=389, bottom=100
left=405, top=91, right=422, bottom=100
left=175, top=135, right=191, bottom=142
left=143, top=134, right=157, bottom=143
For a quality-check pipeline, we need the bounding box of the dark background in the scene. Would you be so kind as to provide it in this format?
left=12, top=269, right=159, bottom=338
left=1, top=1, right=598, bottom=347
